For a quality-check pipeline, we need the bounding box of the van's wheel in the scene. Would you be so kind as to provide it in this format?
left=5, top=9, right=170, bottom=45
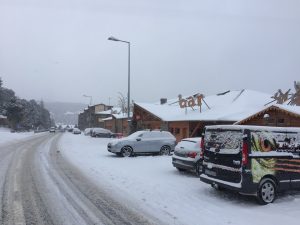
left=121, top=146, right=133, bottom=157
left=257, top=178, right=277, bottom=205
left=195, top=161, right=202, bottom=176
left=160, top=145, right=171, bottom=155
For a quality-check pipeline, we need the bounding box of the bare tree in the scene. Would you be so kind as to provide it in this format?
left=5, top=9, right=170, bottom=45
left=117, top=92, right=128, bottom=114
left=117, top=92, right=134, bottom=115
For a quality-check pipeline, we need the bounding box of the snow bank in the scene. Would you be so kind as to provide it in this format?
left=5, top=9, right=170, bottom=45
left=60, top=133, right=300, bottom=225
left=0, top=128, right=35, bottom=145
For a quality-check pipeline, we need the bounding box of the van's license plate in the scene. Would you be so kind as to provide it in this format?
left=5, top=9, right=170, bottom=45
left=205, top=169, right=216, bottom=177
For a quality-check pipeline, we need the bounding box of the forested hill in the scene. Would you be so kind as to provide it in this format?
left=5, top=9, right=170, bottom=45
left=44, top=102, right=86, bottom=125
left=0, top=78, right=52, bottom=130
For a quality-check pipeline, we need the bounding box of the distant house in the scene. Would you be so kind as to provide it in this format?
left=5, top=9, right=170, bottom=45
left=235, top=104, right=300, bottom=127
left=78, top=104, right=113, bottom=130
left=132, top=89, right=273, bottom=141
left=0, top=115, right=8, bottom=127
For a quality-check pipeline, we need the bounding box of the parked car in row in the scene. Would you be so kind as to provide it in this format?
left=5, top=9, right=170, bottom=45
left=200, top=125, right=300, bottom=205
left=73, top=128, right=81, bottom=134
left=91, top=128, right=113, bottom=138
left=107, top=130, right=176, bottom=157
left=172, top=137, right=203, bottom=176
left=84, top=128, right=92, bottom=136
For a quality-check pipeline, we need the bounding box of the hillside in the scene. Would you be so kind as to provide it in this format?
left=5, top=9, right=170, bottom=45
left=45, top=102, right=86, bottom=125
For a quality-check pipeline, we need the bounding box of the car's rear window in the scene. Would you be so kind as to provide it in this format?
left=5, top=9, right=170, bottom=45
left=204, top=130, right=242, bottom=154
left=178, top=140, right=199, bottom=149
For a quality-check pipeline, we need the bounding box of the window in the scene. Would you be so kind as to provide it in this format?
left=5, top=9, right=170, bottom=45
left=277, top=118, right=285, bottom=124
left=267, top=118, right=275, bottom=125
left=175, top=128, right=180, bottom=135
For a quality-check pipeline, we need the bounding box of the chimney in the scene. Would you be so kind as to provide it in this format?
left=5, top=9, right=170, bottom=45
left=160, top=98, right=167, bottom=105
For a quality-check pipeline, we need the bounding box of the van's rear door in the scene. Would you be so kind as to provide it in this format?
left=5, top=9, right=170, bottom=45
left=203, top=129, right=243, bottom=183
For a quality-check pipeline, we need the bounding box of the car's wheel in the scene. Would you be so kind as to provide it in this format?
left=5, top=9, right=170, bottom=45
left=121, top=146, right=133, bottom=157
left=195, top=161, right=202, bottom=176
left=257, top=178, right=277, bottom=205
left=160, top=145, right=171, bottom=155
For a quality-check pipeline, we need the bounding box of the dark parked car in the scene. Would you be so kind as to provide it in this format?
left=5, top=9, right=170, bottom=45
left=91, top=128, right=113, bottom=138
left=84, top=128, right=92, bottom=136
left=73, top=128, right=81, bottom=134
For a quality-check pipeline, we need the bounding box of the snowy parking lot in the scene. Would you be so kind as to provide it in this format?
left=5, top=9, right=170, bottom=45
left=59, top=133, right=300, bottom=225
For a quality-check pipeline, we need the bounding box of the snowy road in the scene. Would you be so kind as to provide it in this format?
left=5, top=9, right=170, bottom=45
left=0, top=133, right=161, bottom=225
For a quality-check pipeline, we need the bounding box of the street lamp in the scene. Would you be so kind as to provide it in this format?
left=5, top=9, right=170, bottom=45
left=108, top=36, right=131, bottom=123
left=83, top=94, right=93, bottom=128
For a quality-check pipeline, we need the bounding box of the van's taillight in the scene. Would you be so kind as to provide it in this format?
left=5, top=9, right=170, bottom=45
left=242, top=141, right=248, bottom=165
left=200, top=138, right=204, bottom=158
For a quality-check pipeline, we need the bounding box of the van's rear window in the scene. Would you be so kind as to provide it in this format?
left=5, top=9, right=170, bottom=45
left=205, top=130, right=242, bottom=154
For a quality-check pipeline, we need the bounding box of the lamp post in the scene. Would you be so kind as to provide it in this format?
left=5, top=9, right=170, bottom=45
left=83, top=94, right=93, bottom=128
left=108, top=36, right=131, bottom=124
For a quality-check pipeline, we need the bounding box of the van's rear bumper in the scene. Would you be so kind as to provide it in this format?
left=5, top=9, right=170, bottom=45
left=200, top=173, right=257, bottom=195
left=200, top=174, right=242, bottom=191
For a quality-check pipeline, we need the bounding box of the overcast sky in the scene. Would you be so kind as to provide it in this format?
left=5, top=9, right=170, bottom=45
left=0, top=0, right=300, bottom=105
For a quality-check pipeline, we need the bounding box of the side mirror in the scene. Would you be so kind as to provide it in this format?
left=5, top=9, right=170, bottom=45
left=136, top=138, right=141, bottom=141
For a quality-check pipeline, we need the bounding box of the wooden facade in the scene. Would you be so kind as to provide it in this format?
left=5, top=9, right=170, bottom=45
left=236, top=105, right=300, bottom=127
left=104, top=116, right=130, bottom=136
left=133, top=104, right=234, bottom=142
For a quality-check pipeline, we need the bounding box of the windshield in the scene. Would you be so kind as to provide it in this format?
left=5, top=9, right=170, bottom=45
left=205, top=130, right=243, bottom=154
left=127, top=131, right=145, bottom=139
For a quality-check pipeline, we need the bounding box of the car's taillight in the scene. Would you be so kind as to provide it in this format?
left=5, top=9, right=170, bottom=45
left=200, top=138, right=204, bottom=158
left=242, top=140, right=248, bottom=166
left=187, top=152, right=197, bottom=158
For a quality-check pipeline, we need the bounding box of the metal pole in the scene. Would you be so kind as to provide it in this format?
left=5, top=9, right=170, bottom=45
left=128, top=42, right=131, bottom=122
left=107, top=36, right=131, bottom=133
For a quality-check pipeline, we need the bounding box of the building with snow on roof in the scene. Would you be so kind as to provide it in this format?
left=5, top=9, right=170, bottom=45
left=132, top=89, right=279, bottom=141
left=78, top=103, right=113, bottom=130
left=0, top=115, right=8, bottom=127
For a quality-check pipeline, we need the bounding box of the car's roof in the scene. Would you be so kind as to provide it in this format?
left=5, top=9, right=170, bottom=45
left=181, top=137, right=202, bottom=142
left=206, top=125, right=300, bottom=133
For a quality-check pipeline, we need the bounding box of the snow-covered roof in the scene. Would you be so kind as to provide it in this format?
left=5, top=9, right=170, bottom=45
left=0, top=115, right=7, bottom=119
left=102, top=117, right=113, bottom=121
left=135, top=89, right=272, bottom=122
left=64, top=111, right=76, bottom=115
left=235, top=104, right=300, bottom=124
left=112, top=113, right=132, bottom=119
left=206, top=124, right=300, bottom=132
left=274, top=104, right=300, bottom=116
left=95, top=107, right=122, bottom=115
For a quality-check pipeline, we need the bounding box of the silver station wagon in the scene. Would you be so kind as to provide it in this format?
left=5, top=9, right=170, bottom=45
left=172, top=137, right=203, bottom=175
left=107, top=130, right=176, bottom=157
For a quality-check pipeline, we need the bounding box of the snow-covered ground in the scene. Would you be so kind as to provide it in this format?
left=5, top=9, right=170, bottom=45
left=60, top=133, right=300, bottom=225
left=0, top=127, right=36, bottom=145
